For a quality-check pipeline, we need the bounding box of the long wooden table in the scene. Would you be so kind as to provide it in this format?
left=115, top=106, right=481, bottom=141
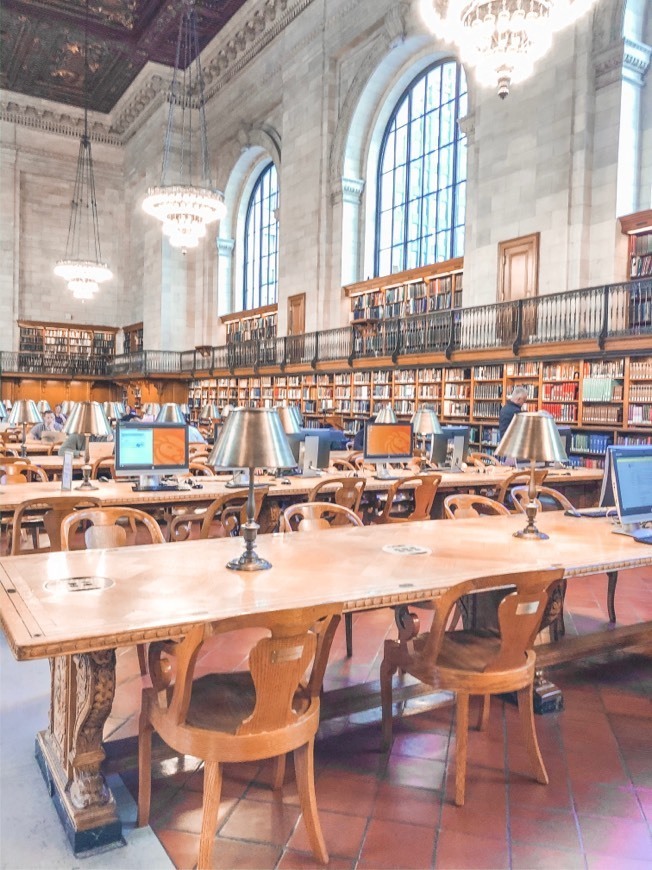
left=0, top=513, right=650, bottom=852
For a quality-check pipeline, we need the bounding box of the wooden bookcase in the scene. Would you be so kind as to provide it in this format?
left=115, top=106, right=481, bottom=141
left=620, top=209, right=652, bottom=279
left=122, top=323, right=143, bottom=355
left=221, top=304, right=278, bottom=344
left=18, top=321, right=116, bottom=361
left=344, top=259, right=463, bottom=323
left=187, top=353, right=652, bottom=464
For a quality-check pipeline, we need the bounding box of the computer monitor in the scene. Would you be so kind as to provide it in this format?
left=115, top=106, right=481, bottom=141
left=115, top=422, right=189, bottom=490
left=556, top=426, right=572, bottom=465
left=599, top=446, right=617, bottom=507
left=428, top=426, right=470, bottom=472
left=285, top=429, right=331, bottom=477
left=609, top=445, right=652, bottom=530
left=364, top=422, right=413, bottom=480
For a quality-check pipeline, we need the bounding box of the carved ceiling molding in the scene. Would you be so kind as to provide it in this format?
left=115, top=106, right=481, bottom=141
left=109, top=71, right=170, bottom=137
left=0, top=94, right=121, bottom=146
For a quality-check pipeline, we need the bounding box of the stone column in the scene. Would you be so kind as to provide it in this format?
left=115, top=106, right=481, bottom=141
left=616, top=38, right=651, bottom=216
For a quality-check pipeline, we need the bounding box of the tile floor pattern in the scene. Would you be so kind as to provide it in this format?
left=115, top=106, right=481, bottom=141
left=2, top=566, right=651, bottom=869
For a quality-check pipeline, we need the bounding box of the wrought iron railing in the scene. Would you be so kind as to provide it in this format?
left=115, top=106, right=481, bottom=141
left=2, top=279, right=650, bottom=379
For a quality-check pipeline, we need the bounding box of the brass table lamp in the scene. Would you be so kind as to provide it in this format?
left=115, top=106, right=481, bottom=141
left=200, top=403, right=222, bottom=442
left=375, top=404, right=397, bottom=424
left=411, top=406, right=442, bottom=465
left=208, top=407, right=295, bottom=571
left=63, top=401, right=112, bottom=490
left=8, top=400, right=43, bottom=457
left=103, top=401, right=125, bottom=422
left=37, top=400, right=51, bottom=413
left=141, top=403, right=161, bottom=419
left=157, top=403, right=186, bottom=424
left=495, top=411, right=568, bottom=539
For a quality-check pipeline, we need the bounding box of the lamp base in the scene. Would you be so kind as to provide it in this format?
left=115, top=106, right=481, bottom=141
left=226, top=552, right=272, bottom=571
left=75, top=481, right=99, bottom=491
left=514, top=526, right=549, bottom=540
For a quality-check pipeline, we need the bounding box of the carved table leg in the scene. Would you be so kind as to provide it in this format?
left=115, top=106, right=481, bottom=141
left=35, top=650, right=123, bottom=855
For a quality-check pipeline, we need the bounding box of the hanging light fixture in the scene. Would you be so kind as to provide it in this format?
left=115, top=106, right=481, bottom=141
left=54, top=0, right=112, bottom=299
left=420, top=0, right=598, bottom=99
left=142, top=1, right=225, bottom=252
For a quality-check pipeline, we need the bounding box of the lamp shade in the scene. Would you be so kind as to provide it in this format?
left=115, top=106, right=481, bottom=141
left=61, top=400, right=74, bottom=415
left=289, top=405, right=302, bottom=427
left=276, top=405, right=302, bottom=435
left=411, top=406, right=443, bottom=435
left=199, top=403, right=221, bottom=421
left=0, top=401, right=7, bottom=420
left=37, top=400, right=52, bottom=413
left=221, top=404, right=235, bottom=419
left=179, top=403, right=190, bottom=416
left=495, top=411, right=567, bottom=463
left=63, top=401, right=111, bottom=437
left=8, top=399, right=43, bottom=426
left=208, top=407, right=295, bottom=470
left=375, top=404, right=397, bottom=424
left=157, top=403, right=186, bottom=424
left=103, top=401, right=125, bottom=420
left=141, top=403, right=161, bottom=417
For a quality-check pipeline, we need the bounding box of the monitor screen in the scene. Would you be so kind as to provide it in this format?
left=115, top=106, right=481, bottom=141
left=610, top=445, right=652, bottom=526
left=115, top=422, right=189, bottom=476
left=364, top=422, right=413, bottom=462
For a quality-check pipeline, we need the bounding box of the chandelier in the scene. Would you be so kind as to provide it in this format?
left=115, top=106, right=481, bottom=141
left=142, top=1, right=225, bottom=251
left=54, top=0, right=112, bottom=299
left=420, top=1, right=598, bottom=98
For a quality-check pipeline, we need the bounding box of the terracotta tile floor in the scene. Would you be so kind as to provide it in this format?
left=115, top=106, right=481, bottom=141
left=109, top=567, right=652, bottom=869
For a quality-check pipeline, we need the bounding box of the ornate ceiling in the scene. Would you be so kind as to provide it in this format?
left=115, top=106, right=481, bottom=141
left=0, top=0, right=251, bottom=114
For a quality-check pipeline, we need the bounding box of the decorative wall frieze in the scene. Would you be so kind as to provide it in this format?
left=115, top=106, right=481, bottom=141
left=109, top=71, right=170, bottom=138
left=593, top=41, right=625, bottom=90
left=623, top=38, right=652, bottom=87
left=0, top=95, right=121, bottom=146
left=331, top=176, right=365, bottom=206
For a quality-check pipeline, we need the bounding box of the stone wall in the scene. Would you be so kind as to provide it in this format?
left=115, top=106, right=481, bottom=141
left=0, top=0, right=649, bottom=353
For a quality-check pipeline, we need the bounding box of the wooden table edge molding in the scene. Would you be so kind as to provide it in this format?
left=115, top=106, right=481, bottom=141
left=1, top=513, right=650, bottom=855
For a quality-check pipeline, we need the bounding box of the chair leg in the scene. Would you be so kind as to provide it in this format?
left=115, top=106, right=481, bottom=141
left=136, top=643, right=148, bottom=676
left=345, top=612, right=353, bottom=657
left=137, top=716, right=153, bottom=827
left=477, top=694, right=490, bottom=731
left=271, top=754, right=287, bottom=790
left=454, top=692, right=470, bottom=806
left=517, top=684, right=548, bottom=786
left=198, top=760, right=223, bottom=870
left=294, top=739, right=328, bottom=865
left=380, top=659, right=397, bottom=751
left=606, top=570, right=618, bottom=623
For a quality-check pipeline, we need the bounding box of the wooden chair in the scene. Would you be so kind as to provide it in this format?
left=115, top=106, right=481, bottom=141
left=0, top=461, right=49, bottom=484
left=137, top=604, right=342, bottom=869
left=373, top=474, right=441, bottom=524
left=188, top=460, right=217, bottom=477
left=329, top=457, right=357, bottom=472
left=380, top=566, right=565, bottom=806
left=443, top=494, right=510, bottom=519
left=307, top=476, right=366, bottom=515
left=9, top=496, right=101, bottom=555
left=91, top=456, right=117, bottom=480
left=444, top=493, right=565, bottom=639
left=169, top=488, right=269, bottom=542
left=281, top=502, right=361, bottom=657
left=510, top=485, right=574, bottom=514
left=495, top=468, right=549, bottom=506
left=468, top=451, right=500, bottom=468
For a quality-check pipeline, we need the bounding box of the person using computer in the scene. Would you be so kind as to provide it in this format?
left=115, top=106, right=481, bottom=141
left=498, top=386, right=528, bottom=439
left=29, top=410, right=63, bottom=440
left=120, top=404, right=138, bottom=422
left=57, top=432, right=113, bottom=456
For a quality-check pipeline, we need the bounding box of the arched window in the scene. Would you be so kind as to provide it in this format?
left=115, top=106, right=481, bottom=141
left=375, top=60, right=467, bottom=277
left=243, top=162, right=279, bottom=309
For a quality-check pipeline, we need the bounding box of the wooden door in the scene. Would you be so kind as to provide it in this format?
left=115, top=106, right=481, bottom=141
left=288, top=294, right=306, bottom=336
left=498, top=233, right=540, bottom=342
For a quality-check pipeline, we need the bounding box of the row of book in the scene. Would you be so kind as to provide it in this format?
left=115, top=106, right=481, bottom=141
left=582, top=378, right=623, bottom=402
left=541, top=403, right=578, bottom=422
left=542, top=383, right=578, bottom=400
left=570, top=432, right=613, bottom=454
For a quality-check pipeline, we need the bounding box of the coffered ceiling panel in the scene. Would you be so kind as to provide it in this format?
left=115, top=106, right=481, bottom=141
left=0, top=0, right=250, bottom=114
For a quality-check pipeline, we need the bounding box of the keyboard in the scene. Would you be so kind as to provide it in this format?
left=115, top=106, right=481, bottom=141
left=564, top=506, right=612, bottom=518
left=631, top=529, right=652, bottom=545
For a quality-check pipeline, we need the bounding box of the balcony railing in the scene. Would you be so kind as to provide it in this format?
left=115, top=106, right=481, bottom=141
left=1, top=279, right=650, bottom=379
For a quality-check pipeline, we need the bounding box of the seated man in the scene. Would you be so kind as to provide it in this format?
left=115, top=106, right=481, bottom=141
left=58, top=432, right=112, bottom=457
left=30, top=410, right=63, bottom=440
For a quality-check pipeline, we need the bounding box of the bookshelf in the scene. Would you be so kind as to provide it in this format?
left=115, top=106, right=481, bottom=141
left=344, top=260, right=463, bottom=324
left=187, top=352, right=652, bottom=465
left=620, top=209, right=652, bottom=279
left=122, top=323, right=143, bottom=355
left=18, top=321, right=116, bottom=367
left=221, top=304, right=278, bottom=344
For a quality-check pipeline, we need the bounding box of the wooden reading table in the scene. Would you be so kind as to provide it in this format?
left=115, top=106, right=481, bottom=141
left=0, top=513, right=650, bottom=853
